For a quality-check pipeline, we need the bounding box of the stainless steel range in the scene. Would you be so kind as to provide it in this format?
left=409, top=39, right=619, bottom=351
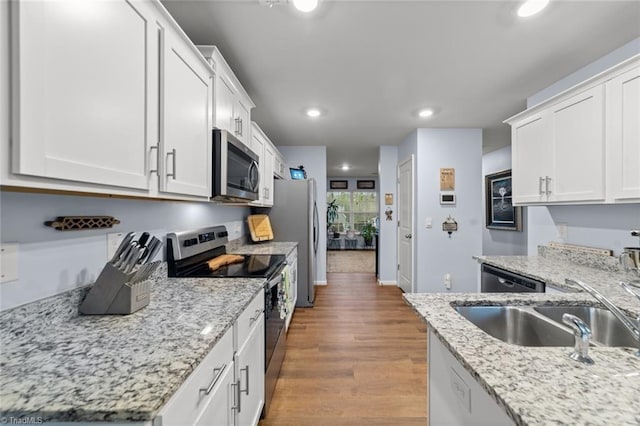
left=166, top=225, right=287, bottom=418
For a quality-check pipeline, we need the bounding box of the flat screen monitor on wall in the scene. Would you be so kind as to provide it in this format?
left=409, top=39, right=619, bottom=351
left=290, top=168, right=306, bottom=180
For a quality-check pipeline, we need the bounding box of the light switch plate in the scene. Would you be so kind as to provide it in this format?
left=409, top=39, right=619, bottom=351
left=1, top=243, right=19, bottom=283
left=107, top=233, right=124, bottom=260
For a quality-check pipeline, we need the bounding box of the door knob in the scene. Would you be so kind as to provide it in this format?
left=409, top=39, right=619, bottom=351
left=405, top=234, right=412, bottom=239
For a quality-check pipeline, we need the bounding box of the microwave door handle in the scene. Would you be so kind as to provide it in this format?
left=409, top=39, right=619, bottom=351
left=248, top=160, right=260, bottom=192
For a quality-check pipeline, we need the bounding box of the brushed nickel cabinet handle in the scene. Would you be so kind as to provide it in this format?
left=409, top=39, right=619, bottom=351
left=167, top=149, right=176, bottom=179
left=240, top=365, right=250, bottom=395
left=149, top=146, right=158, bottom=174
left=199, top=363, right=227, bottom=396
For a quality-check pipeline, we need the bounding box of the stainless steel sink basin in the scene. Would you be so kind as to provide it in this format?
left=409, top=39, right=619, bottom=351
left=534, top=306, right=637, bottom=347
left=454, top=306, right=573, bottom=346
left=454, top=304, right=637, bottom=348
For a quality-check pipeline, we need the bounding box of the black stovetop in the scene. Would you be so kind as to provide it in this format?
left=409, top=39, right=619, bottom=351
left=177, top=253, right=286, bottom=279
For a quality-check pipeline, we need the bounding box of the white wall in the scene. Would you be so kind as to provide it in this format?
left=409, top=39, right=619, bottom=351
left=0, top=191, right=249, bottom=311
left=525, top=38, right=640, bottom=256
left=277, top=146, right=328, bottom=285
left=377, top=146, right=398, bottom=285
left=401, top=129, right=483, bottom=294
left=482, top=145, right=528, bottom=256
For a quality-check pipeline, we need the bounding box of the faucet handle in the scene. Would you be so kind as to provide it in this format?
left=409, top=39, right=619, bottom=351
left=621, top=282, right=640, bottom=303
left=562, top=313, right=594, bottom=365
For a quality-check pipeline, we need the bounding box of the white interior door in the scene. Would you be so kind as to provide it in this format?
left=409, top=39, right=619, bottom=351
left=398, top=156, right=414, bottom=293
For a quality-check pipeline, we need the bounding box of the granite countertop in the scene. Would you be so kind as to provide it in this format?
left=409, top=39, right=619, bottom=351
left=0, top=241, right=297, bottom=423
left=405, top=249, right=640, bottom=425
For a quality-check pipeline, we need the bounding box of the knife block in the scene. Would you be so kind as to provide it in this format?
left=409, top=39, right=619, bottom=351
left=79, top=262, right=159, bottom=315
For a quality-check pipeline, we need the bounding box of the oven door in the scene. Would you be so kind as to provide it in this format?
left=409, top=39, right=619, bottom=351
left=213, top=129, right=260, bottom=201
left=264, top=267, right=286, bottom=417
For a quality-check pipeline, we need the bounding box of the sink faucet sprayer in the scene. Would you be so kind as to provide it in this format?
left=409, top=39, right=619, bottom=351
left=566, top=278, right=640, bottom=358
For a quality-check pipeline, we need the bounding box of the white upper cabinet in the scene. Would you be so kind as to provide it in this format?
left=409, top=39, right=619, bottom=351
left=549, top=85, right=605, bottom=202
left=7, top=0, right=214, bottom=201
left=11, top=0, right=154, bottom=190
left=160, top=27, right=212, bottom=198
left=511, top=111, right=554, bottom=204
left=274, top=151, right=287, bottom=179
left=606, top=65, right=640, bottom=201
left=506, top=56, right=639, bottom=205
left=197, top=46, right=255, bottom=146
left=250, top=122, right=274, bottom=207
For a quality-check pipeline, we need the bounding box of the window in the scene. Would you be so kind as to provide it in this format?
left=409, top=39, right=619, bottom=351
left=327, top=191, right=377, bottom=233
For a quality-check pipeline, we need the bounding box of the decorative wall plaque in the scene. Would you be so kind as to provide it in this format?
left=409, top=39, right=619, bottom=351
left=440, top=168, right=455, bottom=191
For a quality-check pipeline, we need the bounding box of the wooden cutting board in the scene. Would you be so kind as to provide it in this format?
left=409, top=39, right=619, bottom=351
left=207, top=254, right=245, bottom=271
left=247, top=214, right=274, bottom=242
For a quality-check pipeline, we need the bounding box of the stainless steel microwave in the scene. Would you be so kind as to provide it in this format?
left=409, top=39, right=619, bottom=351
left=212, top=129, right=260, bottom=202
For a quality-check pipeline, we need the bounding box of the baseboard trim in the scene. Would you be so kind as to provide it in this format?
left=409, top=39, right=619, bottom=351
left=314, top=281, right=328, bottom=286
left=378, top=280, right=398, bottom=286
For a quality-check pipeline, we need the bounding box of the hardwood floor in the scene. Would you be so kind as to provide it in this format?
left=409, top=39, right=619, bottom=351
left=260, top=272, right=428, bottom=426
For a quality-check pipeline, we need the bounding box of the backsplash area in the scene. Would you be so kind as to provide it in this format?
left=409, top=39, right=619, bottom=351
left=0, top=191, right=249, bottom=311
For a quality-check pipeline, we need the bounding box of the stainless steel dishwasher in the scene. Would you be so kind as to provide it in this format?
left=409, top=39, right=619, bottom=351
left=481, top=264, right=545, bottom=293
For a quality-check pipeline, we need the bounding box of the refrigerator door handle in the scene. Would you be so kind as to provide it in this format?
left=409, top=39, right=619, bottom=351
left=313, top=201, right=319, bottom=254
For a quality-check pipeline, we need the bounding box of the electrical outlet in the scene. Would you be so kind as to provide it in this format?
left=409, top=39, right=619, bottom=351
left=425, top=217, right=433, bottom=229
left=1, top=243, right=19, bottom=283
left=556, top=222, right=568, bottom=240
left=107, top=233, right=124, bottom=260
left=444, top=273, right=452, bottom=289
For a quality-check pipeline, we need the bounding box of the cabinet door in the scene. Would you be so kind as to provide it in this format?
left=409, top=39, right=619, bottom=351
left=511, top=112, right=553, bottom=204
left=216, top=73, right=236, bottom=134
left=235, top=97, right=251, bottom=144
left=550, top=86, right=605, bottom=202
left=607, top=66, right=640, bottom=201
left=262, top=143, right=275, bottom=206
left=236, top=314, right=265, bottom=426
left=12, top=0, right=153, bottom=190
left=194, top=360, right=235, bottom=426
left=160, top=28, right=212, bottom=197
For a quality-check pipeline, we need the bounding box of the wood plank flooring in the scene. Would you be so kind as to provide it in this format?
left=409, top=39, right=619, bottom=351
left=260, top=272, right=428, bottom=426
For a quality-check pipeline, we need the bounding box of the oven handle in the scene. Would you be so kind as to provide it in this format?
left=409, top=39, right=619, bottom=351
left=266, top=261, right=288, bottom=289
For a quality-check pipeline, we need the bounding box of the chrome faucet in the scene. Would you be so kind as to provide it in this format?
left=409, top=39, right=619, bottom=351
left=566, top=278, right=640, bottom=357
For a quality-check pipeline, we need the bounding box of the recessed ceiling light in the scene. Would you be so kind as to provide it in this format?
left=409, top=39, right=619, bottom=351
left=341, top=164, right=349, bottom=171
left=306, top=108, right=322, bottom=118
left=517, top=0, right=549, bottom=18
left=293, top=0, right=318, bottom=13
left=418, top=108, right=434, bottom=118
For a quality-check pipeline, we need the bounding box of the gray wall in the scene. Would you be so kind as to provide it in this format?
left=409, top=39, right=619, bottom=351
left=277, top=145, right=328, bottom=285
left=0, top=191, right=249, bottom=311
left=525, top=38, right=640, bottom=256
left=482, top=146, right=528, bottom=256
left=400, top=128, right=483, bottom=293
left=377, top=146, right=398, bottom=285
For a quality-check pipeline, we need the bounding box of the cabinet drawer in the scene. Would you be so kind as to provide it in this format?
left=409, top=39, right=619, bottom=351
left=237, top=291, right=265, bottom=347
left=157, top=327, right=233, bottom=426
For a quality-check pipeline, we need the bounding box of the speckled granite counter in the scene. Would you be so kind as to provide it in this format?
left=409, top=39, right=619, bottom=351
left=405, top=292, right=640, bottom=425
left=0, top=241, right=297, bottom=423
left=405, top=248, right=640, bottom=425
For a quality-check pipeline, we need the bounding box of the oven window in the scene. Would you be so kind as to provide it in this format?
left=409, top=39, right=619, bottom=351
left=227, top=144, right=258, bottom=192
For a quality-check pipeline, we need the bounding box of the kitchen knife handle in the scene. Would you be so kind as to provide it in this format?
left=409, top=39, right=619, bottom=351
left=110, top=232, right=135, bottom=264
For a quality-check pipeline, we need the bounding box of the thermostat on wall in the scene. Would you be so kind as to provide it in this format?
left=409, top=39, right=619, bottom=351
left=440, top=192, right=456, bottom=205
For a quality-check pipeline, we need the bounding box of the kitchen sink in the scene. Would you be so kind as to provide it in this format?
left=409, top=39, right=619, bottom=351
left=454, top=306, right=573, bottom=346
left=454, top=305, right=637, bottom=348
left=534, top=306, right=637, bottom=347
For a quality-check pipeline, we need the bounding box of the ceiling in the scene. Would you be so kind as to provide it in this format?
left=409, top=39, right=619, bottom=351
left=161, top=0, right=640, bottom=177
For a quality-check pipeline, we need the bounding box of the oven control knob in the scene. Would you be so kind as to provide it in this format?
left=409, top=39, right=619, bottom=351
left=184, top=238, right=198, bottom=247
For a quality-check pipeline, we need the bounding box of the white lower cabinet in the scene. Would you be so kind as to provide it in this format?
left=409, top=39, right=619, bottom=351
left=285, top=248, right=298, bottom=332
left=156, top=327, right=234, bottom=426
left=235, top=314, right=265, bottom=426
left=156, top=291, right=265, bottom=426
left=428, top=329, right=514, bottom=426
left=194, top=359, right=235, bottom=426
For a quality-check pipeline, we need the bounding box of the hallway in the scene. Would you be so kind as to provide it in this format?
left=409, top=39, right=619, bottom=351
left=260, top=272, right=428, bottom=426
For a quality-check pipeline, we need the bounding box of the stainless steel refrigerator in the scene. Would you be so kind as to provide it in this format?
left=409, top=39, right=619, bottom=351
left=270, top=178, right=319, bottom=307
